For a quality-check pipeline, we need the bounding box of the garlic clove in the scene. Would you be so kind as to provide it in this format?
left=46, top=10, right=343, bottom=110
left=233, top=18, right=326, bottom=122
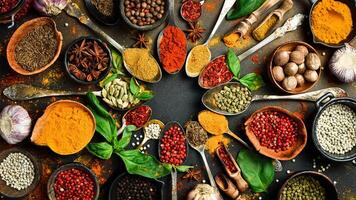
left=329, top=44, right=356, bottom=83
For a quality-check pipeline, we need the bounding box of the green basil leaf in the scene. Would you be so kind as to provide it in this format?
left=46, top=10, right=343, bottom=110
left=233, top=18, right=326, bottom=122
left=99, top=73, right=118, bottom=88
left=237, top=149, right=274, bottom=192
left=115, top=125, right=136, bottom=151
left=117, top=149, right=171, bottom=179
left=226, top=0, right=265, bottom=20
left=130, top=78, right=140, bottom=96
left=87, top=142, right=113, bottom=160
left=239, top=73, right=265, bottom=91
left=227, top=49, right=240, bottom=78
left=175, top=165, right=193, bottom=172
left=137, top=90, right=154, bottom=100
left=112, top=49, right=123, bottom=71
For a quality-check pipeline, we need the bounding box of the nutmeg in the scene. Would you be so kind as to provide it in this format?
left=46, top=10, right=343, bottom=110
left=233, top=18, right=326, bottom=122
left=282, top=76, right=297, bottom=91
left=290, top=51, right=305, bottom=64
left=295, top=45, right=309, bottom=57
left=272, top=66, right=285, bottom=82
left=305, top=53, right=321, bottom=70
left=274, top=51, right=290, bottom=66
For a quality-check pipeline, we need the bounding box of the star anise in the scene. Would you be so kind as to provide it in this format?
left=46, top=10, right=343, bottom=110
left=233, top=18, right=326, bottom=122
left=185, top=22, right=206, bottom=43
left=182, top=169, right=202, bottom=181
left=132, top=33, right=149, bottom=48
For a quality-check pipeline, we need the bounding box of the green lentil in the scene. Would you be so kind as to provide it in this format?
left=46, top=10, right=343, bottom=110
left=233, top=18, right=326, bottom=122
left=213, top=85, right=252, bottom=113
left=281, top=175, right=326, bottom=200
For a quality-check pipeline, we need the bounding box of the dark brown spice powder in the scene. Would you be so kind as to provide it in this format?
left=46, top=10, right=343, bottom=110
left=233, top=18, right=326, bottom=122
left=91, top=0, right=114, bottom=17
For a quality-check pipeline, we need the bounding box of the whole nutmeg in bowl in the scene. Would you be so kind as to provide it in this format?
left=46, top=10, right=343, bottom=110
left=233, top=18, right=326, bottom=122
left=269, top=41, right=322, bottom=94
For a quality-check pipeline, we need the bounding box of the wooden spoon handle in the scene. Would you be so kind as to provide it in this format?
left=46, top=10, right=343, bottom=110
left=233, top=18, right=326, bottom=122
left=231, top=173, right=249, bottom=192
left=226, top=130, right=251, bottom=150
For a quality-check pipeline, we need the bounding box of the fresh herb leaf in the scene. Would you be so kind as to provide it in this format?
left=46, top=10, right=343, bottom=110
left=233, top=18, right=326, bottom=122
left=175, top=165, right=193, bottom=172
left=111, top=49, right=124, bottom=75
left=237, top=149, right=274, bottom=192
left=227, top=49, right=241, bottom=78
left=99, top=73, right=118, bottom=88
left=87, top=142, right=113, bottom=160
left=117, top=149, right=171, bottom=179
left=137, top=90, right=154, bottom=100
left=130, top=77, right=141, bottom=96
left=226, top=0, right=265, bottom=20
left=115, top=125, right=136, bottom=151
left=239, top=73, right=264, bottom=91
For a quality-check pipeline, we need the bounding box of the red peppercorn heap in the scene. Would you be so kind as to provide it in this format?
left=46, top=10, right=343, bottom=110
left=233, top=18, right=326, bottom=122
left=248, top=111, right=299, bottom=152
left=201, top=56, right=233, bottom=88
left=160, top=124, right=187, bottom=166
left=217, top=145, right=238, bottom=173
left=125, top=105, right=151, bottom=128
left=54, top=168, right=95, bottom=200
left=0, top=0, right=18, bottom=14
left=181, top=0, right=202, bottom=22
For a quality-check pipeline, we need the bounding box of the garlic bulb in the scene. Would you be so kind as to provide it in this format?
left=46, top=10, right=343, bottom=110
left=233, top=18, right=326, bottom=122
left=329, top=44, right=356, bottom=83
left=33, top=0, right=68, bottom=16
left=187, top=184, right=222, bottom=200
left=0, top=105, right=32, bottom=144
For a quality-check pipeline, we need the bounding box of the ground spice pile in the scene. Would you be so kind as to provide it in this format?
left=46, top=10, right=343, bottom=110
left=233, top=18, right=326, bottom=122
left=91, top=0, right=114, bottom=17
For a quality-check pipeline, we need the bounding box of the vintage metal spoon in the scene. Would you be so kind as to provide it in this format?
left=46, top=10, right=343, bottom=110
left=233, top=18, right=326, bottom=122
left=64, top=1, right=162, bottom=83
left=138, top=119, right=164, bottom=149
left=202, top=82, right=348, bottom=116
left=185, top=0, right=236, bottom=77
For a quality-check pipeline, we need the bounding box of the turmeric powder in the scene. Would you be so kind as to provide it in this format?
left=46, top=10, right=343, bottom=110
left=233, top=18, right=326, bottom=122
left=31, top=101, right=95, bottom=155
left=311, top=0, right=353, bottom=44
left=253, top=14, right=278, bottom=41
left=198, top=110, right=228, bottom=135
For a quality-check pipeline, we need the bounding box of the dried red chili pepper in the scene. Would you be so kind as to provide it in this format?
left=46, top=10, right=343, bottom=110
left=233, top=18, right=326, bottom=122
left=160, top=124, right=187, bottom=166
left=125, top=105, right=151, bottom=128
left=217, top=145, right=238, bottom=173
left=201, top=56, right=233, bottom=88
left=181, top=0, right=202, bottom=22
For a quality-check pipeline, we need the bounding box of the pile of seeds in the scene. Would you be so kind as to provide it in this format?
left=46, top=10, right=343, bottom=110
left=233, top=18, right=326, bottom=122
left=125, top=105, right=151, bottom=128
left=15, top=24, right=57, bottom=72
left=144, top=123, right=161, bottom=140
left=184, top=121, right=208, bottom=147
left=316, top=104, right=356, bottom=154
left=124, top=0, right=166, bottom=26
left=213, top=85, right=252, bottom=113
left=160, top=124, right=187, bottom=166
left=0, top=152, right=35, bottom=190
left=102, top=79, right=140, bottom=109
left=0, top=0, right=18, bottom=14
left=280, top=175, right=326, bottom=200
left=91, top=0, right=114, bottom=17
left=216, top=145, right=238, bottom=173
left=116, top=174, right=159, bottom=200
left=67, top=39, right=109, bottom=82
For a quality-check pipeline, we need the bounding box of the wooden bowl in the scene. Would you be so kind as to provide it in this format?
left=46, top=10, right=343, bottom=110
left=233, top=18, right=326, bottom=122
left=6, top=17, right=63, bottom=75
left=47, top=163, right=100, bottom=200
left=268, top=41, right=322, bottom=94
left=0, top=148, right=41, bottom=198
left=244, top=106, right=307, bottom=160
left=277, top=171, right=338, bottom=200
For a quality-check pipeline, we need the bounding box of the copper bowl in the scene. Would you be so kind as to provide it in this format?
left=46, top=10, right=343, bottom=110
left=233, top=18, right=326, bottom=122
left=268, top=41, right=322, bottom=94
left=6, top=17, right=63, bottom=75
left=244, top=106, right=307, bottom=160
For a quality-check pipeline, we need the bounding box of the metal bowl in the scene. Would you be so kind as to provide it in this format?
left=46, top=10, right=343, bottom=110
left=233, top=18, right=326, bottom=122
left=64, top=36, right=112, bottom=85
left=47, top=163, right=100, bottom=200
left=83, top=0, right=120, bottom=25
left=312, top=93, right=356, bottom=162
left=119, top=0, right=169, bottom=31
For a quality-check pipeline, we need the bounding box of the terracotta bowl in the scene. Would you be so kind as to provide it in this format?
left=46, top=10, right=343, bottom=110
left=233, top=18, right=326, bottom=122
left=6, top=17, right=63, bottom=75
left=244, top=106, right=307, bottom=160
left=268, top=41, right=322, bottom=94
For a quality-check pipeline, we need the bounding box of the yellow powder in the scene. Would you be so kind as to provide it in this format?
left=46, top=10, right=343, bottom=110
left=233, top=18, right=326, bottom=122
left=253, top=14, right=278, bottom=41
left=223, top=33, right=241, bottom=48
left=198, top=110, right=228, bottom=135
left=205, top=135, right=231, bottom=155
left=223, top=33, right=253, bottom=49
left=208, top=36, right=221, bottom=47
left=187, top=45, right=211, bottom=76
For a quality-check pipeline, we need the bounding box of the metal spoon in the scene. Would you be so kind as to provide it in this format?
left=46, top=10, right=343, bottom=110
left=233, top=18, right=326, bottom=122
left=157, top=0, right=187, bottom=74
left=202, top=82, right=348, bottom=116
left=185, top=0, right=236, bottom=77
left=137, top=119, right=164, bottom=149
left=64, top=1, right=162, bottom=83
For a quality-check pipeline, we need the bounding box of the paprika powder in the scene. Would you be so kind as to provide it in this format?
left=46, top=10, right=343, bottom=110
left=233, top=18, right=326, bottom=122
left=159, top=25, right=187, bottom=74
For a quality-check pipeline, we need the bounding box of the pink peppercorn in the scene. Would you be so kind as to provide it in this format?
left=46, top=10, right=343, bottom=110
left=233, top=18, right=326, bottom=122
left=160, top=124, right=187, bottom=166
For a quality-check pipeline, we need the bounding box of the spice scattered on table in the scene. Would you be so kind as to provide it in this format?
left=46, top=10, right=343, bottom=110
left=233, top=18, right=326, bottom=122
left=316, top=104, right=356, bottom=154
left=182, top=168, right=202, bottom=181
left=216, top=144, right=238, bottom=173
left=15, top=24, right=58, bottom=72
left=54, top=168, right=95, bottom=200
left=181, top=0, right=202, bottom=22
left=213, top=85, right=252, bottom=113
left=280, top=175, right=326, bottom=200
left=311, top=0, right=352, bottom=44
left=184, top=121, right=208, bottom=147
left=248, top=110, right=299, bottom=152
left=186, top=44, right=210, bottom=77
left=116, top=174, right=159, bottom=200
left=160, top=124, right=187, bottom=166
left=0, top=152, right=35, bottom=190
left=91, top=0, right=114, bottom=17
left=123, top=48, right=160, bottom=81
left=144, top=122, right=162, bottom=140
left=102, top=78, right=140, bottom=109
left=124, top=0, right=166, bottom=26
left=200, top=56, right=233, bottom=88
left=206, top=135, right=230, bottom=155
left=67, top=39, right=109, bottom=82
left=159, top=25, right=187, bottom=74
left=125, top=105, right=151, bottom=128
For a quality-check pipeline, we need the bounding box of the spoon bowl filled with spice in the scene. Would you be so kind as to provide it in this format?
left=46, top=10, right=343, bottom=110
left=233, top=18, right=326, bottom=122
left=6, top=17, right=63, bottom=75
left=138, top=119, right=165, bottom=149
left=123, top=105, right=152, bottom=131
left=84, top=0, right=120, bottom=25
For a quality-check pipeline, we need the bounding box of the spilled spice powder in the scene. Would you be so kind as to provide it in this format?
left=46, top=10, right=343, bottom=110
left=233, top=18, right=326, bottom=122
left=250, top=53, right=260, bottom=64
left=208, top=36, right=221, bottom=47
left=223, top=34, right=253, bottom=49
left=206, top=135, right=230, bottom=155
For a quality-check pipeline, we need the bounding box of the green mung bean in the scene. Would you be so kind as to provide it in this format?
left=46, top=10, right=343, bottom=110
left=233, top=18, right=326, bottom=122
left=280, top=175, right=326, bottom=200
left=213, top=85, right=252, bottom=113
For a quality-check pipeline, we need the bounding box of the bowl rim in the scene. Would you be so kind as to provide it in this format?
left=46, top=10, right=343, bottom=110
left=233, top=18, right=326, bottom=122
left=268, top=41, right=322, bottom=94
left=119, top=0, right=169, bottom=31
left=83, top=0, right=120, bottom=26
left=64, top=36, right=113, bottom=85
left=47, top=162, right=100, bottom=200
left=0, top=0, right=25, bottom=18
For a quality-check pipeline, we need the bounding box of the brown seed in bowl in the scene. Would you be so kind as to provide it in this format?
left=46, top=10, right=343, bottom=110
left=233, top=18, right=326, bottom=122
left=305, top=53, right=321, bottom=70
left=290, top=51, right=305, bottom=64
left=282, top=76, right=297, bottom=91
left=284, top=62, right=298, bottom=76
left=304, top=70, right=318, bottom=82
left=274, top=51, right=290, bottom=66
left=272, top=66, right=285, bottom=82
left=294, top=45, right=309, bottom=57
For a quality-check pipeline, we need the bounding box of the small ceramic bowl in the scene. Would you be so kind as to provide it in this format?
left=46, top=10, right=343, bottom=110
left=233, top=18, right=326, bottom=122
left=268, top=41, right=322, bottom=94
left=64, top=36, right=112, bottom=85
left=83, top=0, right=120, bottom=25
left=244, top=106, right=307, bottom=160
left=277, top=171, right=338, bottom=200
left=6, top=17, right=63, bottom=75
left=119, top=0, right=169, bottom=31
left=0, top=148, right=41, bottom=198
left=47, top=163, right=100, bottom=200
